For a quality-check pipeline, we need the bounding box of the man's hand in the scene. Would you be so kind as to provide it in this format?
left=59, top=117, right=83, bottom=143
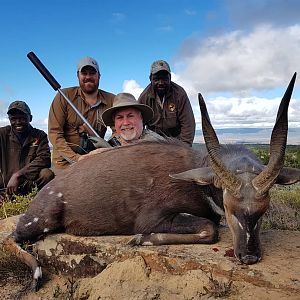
left=6, top=172, right=21, bottom=195
left=88, top=136, right=112, bottom=148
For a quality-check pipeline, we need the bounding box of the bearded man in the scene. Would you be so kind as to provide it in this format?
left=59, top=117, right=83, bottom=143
left=77, top=93, right=164, bottom=161
left=101, top=93, right=163, bottom=146
left=48, top=57, right=115, bottom=170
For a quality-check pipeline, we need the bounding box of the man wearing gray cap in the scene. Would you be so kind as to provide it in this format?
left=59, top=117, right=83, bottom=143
left=138, top=60, right=195, bottom=146
left=48, top=56, right=115, bottom=169
left=0, top=101, right=54, bottom=201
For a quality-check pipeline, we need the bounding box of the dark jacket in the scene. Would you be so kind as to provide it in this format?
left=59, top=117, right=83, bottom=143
left=138, top=82, right=195, bottom=145
left=0, top=125, right=52, bottom=187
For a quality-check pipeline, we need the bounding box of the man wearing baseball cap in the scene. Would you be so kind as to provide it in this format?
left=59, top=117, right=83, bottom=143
left=48, top=56, right=115, bottom=170
left=138, top=60, right=195, bottom=146
left=0, top=101, right=54, bottom=201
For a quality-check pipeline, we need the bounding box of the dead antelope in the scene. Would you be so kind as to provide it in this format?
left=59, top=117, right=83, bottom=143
left=3, top=73, right=299, bottom=291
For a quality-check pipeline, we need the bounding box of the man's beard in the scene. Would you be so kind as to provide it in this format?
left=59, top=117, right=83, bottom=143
left=119, top=126, right=141, bottom=141
left=80, top=80, right=99, bottom=94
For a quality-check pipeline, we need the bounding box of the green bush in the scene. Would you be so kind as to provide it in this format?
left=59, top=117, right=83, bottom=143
left=248, top=145, right=300, bottom=168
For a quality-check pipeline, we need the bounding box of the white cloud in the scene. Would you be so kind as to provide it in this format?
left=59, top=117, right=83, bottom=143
left=170, top=24, right=300, bottom=130
left=0, top=117, right=9, bottom=127
left=120, top=24, right=300, bottom=137
left=176, top=25, right=300, bottom=96
left=121, top=73, right=300, bottom=132
left=192, top=97, right=300, bottom=129
left=122, top=80, right=144, bottom=99
left=32, top=118, right=48, bottom=133
left=0, top=117, right=48, bottom=132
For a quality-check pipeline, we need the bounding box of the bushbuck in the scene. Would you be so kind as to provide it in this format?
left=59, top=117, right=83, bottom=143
left=3, top=73, right=299, bottom=291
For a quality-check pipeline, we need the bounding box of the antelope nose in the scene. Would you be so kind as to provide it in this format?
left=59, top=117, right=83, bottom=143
left=240, top=254, right=259, bottom=265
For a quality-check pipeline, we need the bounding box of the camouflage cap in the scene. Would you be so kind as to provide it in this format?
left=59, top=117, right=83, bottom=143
left=150, top=60, right=171, bottom=75
left=7, top=100, right=31, bottom=116
left=77, top=56, right=100, bottom=73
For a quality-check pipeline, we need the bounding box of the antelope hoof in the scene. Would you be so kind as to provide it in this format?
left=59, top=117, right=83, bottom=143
left=240, top=254, right=260, bottom=265
left=31, top=266, right=43, bottom=291
left=31, top=277, right=42, bottom=292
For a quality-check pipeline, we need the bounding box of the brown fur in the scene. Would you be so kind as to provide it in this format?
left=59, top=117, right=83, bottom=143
left=14, top=140, right=221, bottom=242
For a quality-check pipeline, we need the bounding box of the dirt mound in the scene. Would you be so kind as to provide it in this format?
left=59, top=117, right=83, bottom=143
left=0, top=216, right=299, bottom=299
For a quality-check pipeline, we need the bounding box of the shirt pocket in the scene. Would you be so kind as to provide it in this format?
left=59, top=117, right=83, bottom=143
left=164, top=111, right=178, bottom=128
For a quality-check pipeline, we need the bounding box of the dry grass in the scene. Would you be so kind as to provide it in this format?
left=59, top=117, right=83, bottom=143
left=0, top=187, right=38, bottom=219
left=0, top=250, right=32, bottom=298
left=270, top=184, right=300, bottom=209
left=52, top=276, right=78, bottom=300
left=202, top=269, right=236, bottom=298
left=262, top=184, right=300, bottom=230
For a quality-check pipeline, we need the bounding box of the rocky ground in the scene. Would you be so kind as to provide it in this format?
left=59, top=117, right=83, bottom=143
left=0, top=216, right=299, bottom=300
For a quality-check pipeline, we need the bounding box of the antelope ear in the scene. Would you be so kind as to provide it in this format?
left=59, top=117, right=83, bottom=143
left=170, top=167, right=214, bottom=185
left=276, top=167, right=300, bottom=185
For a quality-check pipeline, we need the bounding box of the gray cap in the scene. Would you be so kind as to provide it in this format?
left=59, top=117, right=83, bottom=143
left=150, top=60, right=171, bottom=75
left=101, top=93, right=154, bottom=127
left=77, top=57, right=100, bottom=73
left=7, top=100, right=31, bottom=116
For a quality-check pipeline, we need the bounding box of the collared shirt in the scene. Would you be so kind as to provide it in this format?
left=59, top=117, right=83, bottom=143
left=48, top=86, right=115, bottom=168
left=0, top=125, right=51, bottom=187
left=156, top=94, right=165, bottom=110
left=138, top=82, right=195, bottom=146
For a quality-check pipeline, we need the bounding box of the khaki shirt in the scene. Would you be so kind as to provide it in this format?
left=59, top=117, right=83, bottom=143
left=48, top=87, right=115, bottom=168
left=138, top=82, right=195, bottom=146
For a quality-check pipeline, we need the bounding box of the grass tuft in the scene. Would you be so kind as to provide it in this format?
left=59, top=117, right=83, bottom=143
left=262, top=184, right=300, bottom=230
left=202, top=269, right=236, bottom=298
left=0, top=187, right=38, bottom=219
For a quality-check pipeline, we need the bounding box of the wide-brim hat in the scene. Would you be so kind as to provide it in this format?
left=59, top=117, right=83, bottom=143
left=102, top=93, right=154, bottom=127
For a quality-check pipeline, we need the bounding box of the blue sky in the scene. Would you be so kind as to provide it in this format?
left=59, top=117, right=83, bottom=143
left=0, top=0, right=300, bottom=143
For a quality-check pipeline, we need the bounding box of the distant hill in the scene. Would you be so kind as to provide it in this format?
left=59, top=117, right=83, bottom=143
left=194, top=127, right=300, bottom=145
